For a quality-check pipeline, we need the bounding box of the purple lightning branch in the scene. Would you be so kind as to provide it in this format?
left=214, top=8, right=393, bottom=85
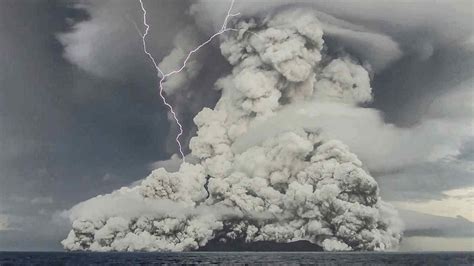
left=137, top=0, right=239, bottom=163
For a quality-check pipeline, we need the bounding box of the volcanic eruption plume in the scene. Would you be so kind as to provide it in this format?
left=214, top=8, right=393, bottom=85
left=61, top=3, right=403, bottom=252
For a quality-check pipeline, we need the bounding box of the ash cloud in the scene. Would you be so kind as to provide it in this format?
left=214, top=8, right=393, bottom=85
left=0, top=0, right=466, bottom=252
left=62, top=8, right=403, bottom=252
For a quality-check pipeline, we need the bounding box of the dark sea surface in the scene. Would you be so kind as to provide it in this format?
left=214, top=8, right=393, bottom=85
left=0, top=252, right=473, bottom=265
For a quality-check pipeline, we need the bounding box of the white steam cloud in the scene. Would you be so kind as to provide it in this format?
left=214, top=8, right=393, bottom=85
left=62, top=8, right=404, bottom=252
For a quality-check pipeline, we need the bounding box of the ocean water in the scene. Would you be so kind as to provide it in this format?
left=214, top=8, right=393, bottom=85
left=0, top=252, right=473, bottom=265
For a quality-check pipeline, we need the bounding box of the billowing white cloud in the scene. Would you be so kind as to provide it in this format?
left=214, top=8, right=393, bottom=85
left=62, top=8, right=403, bottom=252
left=232, top=101, right=472, bottom=173
left=59, top=0, right=472, bottom=253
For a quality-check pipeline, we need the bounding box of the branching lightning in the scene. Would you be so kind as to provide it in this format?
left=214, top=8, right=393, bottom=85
left=137, top=0, right=240, bottom=162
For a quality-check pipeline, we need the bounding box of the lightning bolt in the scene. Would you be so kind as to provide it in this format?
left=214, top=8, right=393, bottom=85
left=137, top=0, right=239, bottom=163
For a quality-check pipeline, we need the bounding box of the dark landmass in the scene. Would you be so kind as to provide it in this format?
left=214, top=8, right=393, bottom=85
left=197, top=239, right=323, bottom=252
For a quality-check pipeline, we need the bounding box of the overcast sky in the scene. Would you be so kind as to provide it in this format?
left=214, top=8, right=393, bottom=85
left=0, top=0, right=472, bottom=251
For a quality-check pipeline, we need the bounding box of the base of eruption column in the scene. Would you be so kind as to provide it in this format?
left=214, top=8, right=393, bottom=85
left=197, top=239, right=323, bottom=252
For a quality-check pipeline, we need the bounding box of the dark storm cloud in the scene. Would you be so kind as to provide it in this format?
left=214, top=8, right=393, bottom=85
left=372, top=44, right=474, bottom=125
left=56, top=0, right=225, bottom=155
left=0, top=0, right=174, bottom=250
